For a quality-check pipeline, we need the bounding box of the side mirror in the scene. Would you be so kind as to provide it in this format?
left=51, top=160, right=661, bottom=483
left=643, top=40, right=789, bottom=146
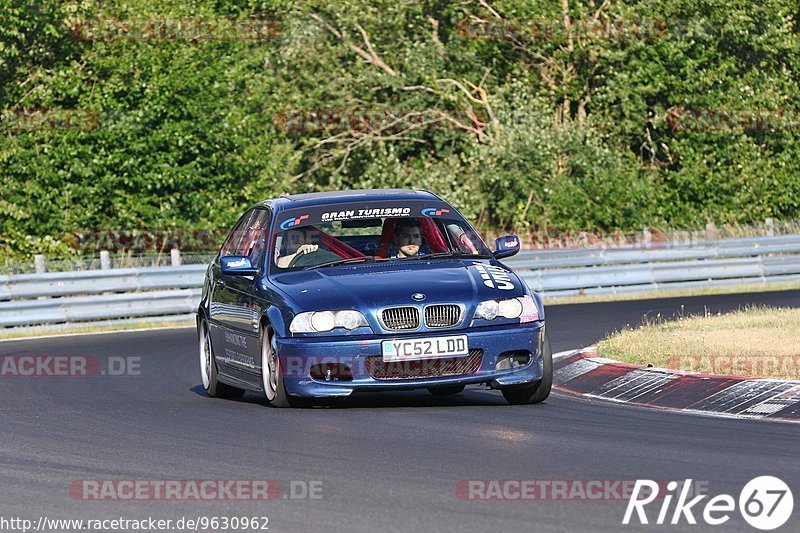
left=493, top=235, right=521, bottom=259
left=220, top=255, right=258, bottom=276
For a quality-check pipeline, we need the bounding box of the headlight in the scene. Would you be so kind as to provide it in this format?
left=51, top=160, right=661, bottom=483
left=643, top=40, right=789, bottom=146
left=311, top=311, right=336, bottom=332
left=474, top=295, right=539, bottom=323
left=335, top=310, right=366, bottom=330
left=474, top=300, right=499, bottom=320
left=498, top=298, right=523, bottom=318
left=290, top=310, right=369, bottom=333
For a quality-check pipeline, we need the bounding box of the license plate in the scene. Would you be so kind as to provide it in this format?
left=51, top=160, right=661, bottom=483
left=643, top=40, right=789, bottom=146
left=381, top=335, right=468, bottom=362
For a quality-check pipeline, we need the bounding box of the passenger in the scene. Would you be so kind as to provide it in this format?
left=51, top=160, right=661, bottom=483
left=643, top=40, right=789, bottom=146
left=388, top=219, right=427, bottom=258
left=277, top=228, right=319, bottom=268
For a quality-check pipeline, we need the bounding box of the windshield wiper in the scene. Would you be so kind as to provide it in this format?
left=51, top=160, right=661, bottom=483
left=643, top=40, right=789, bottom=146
left=305, top=256, right=376, bottom=270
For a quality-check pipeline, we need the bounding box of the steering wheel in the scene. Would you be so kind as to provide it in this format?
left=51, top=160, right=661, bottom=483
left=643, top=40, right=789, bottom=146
left=287, top=248, right=340, bottom=268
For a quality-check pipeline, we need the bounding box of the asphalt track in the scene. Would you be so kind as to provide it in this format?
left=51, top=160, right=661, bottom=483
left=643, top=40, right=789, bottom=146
left=1, top=290, right=799, bottom=532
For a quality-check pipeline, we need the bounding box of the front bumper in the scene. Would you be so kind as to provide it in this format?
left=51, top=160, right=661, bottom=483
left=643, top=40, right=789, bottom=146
left=275, top=322, right=545, bottom=397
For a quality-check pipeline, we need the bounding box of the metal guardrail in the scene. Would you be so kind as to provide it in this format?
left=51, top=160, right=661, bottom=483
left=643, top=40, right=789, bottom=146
left=502, top=234, right=800, bottom=269
left=1, top=235, right=799, bottom=328
left=0, top=264, right=207, bottom=300
left=0, top=289, right=201, bottom=328
left=512, top=234, right=800, bottom=297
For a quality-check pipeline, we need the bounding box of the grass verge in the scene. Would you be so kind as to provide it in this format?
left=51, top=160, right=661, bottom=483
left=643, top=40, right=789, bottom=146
left=597, top=306, right=800, bottom=379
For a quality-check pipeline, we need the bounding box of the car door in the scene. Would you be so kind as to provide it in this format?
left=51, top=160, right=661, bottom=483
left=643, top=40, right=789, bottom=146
left=209, top=208, right=271, bottom=379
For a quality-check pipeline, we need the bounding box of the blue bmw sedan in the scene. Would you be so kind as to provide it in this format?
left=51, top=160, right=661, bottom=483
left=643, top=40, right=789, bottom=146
left=197, top=189, right=551, bottom=407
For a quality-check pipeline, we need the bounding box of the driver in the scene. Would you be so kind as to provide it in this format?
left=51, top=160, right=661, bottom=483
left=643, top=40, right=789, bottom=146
left=276, top=228, right=320, bottom=268
left=388, top=219, right=427, bottom=258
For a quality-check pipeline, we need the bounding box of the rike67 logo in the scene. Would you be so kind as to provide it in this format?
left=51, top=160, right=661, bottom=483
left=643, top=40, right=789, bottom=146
left=624, top=476, right=793, bottom=530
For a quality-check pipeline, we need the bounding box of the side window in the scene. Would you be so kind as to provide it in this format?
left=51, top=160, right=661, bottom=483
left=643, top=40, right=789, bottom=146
left=240, top=209, right=272, bottom=264
left=444, top=221, right=480, bottom=254
left=220, top=209, right=272, bottom=264
left=219, top=211, right=254, bottom=257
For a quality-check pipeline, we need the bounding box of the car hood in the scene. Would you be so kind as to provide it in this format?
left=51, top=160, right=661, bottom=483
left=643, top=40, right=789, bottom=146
left=269, top=259, right=527, bottom=311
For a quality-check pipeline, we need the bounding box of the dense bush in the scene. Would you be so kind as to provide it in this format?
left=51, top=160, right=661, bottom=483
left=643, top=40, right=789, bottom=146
left=1, top=0, right=798, bottom=254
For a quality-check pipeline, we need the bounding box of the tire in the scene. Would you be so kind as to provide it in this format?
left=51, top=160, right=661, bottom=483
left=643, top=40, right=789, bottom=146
left=199, top=318, right=245, bottom=399
left=501, top=333, right=553, bottom=405
left=261, top=326, right=298, bottom=408
left=428, top=385, right=465, bottom=396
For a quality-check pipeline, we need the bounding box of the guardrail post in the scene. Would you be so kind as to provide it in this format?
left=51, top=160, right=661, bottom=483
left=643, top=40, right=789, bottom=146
left=34, top=254, right=46, bottom=274
left=34, top=254, right=47, bottom=300
left=765, top=218, right=774, bottom=237
left=100, top=250, right=111, bottom=270
left=171, top=248, right=182, bottom=267
left=643, top=227, right=652, bottom=249
left=705, top=222, right=716, bottom=241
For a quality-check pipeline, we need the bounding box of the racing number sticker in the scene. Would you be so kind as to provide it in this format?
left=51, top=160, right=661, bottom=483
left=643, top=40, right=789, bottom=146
left=472, top=263, right=515, bottom=290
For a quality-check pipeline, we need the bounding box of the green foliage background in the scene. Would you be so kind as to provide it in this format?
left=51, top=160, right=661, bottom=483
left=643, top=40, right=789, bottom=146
left=1, top=0, right=799, bottom=254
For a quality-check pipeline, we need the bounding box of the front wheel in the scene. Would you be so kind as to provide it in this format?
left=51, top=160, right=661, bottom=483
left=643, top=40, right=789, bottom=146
left=198, top=318, right=245, bottom=399
left=501, top=333, right=553, bottom=405
left=261, top=327, right=297, bottom=408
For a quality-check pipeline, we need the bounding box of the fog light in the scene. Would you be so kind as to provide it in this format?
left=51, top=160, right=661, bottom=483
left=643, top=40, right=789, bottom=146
left=495, top=351, right=532, bottom=370
left=309, top=363, right=353, bottom=381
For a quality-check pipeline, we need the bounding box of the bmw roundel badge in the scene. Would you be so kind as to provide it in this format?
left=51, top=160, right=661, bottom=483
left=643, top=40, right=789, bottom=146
left=412, top=293, right=426, bottom=301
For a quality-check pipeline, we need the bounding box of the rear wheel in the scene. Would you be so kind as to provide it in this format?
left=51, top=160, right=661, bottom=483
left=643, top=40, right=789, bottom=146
left=199, top=318, right=245, bottom=399
left=261, top=327, right=297, bottom=408
left=428, top=385, right=465, bottom=396
left=501, top=333, right=552, bottom=405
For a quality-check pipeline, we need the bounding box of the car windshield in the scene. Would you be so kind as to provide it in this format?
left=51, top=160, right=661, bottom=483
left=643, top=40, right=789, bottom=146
left=272, top=211, right=492, bottom=271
